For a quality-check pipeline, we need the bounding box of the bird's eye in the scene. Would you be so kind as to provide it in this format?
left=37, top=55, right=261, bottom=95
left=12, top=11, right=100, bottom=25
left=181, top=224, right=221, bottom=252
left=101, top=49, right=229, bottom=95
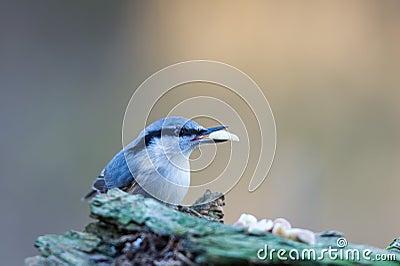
left=179, top=127, right=206, bottom=137
left=179, top=128, right=189, bottom=137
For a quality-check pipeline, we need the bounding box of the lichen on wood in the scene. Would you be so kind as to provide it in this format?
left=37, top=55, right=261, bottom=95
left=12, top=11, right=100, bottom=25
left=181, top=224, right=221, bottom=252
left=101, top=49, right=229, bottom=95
left=25, top=189, right=400, bottom=265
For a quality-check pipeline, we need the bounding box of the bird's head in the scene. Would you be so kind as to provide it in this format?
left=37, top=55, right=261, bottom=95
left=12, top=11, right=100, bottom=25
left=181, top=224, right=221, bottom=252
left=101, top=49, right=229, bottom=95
left=141, top=116, right=238, bottom=159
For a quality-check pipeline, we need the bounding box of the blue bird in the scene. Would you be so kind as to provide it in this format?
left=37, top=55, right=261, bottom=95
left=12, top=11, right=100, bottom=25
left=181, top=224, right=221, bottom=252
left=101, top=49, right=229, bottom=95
left=83, top=116, right=238, bottom=204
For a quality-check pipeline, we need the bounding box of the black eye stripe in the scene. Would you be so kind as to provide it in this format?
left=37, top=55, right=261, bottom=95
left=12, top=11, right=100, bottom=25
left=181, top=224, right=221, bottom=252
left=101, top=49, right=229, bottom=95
left=141, top=127, right=205, bottom=147
left=179, top=128, right=206, bottom=137
left=144, top=128, right=175, bottom=146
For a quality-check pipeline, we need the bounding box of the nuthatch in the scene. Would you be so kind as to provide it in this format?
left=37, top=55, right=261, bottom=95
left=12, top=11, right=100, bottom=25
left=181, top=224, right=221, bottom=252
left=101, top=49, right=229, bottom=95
left=83, top=116, right=239, bottom=204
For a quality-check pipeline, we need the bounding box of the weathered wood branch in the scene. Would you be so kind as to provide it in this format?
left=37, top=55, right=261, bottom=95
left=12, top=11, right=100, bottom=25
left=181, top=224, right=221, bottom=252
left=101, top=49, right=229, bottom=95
left=25, top=189, right=400, bottom=265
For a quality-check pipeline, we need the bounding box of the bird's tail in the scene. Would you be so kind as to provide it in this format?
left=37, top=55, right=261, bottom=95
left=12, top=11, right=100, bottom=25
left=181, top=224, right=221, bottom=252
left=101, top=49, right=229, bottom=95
left=81, top=176, right=107, bottom=201
left=81, top=190, right=97, bottom=201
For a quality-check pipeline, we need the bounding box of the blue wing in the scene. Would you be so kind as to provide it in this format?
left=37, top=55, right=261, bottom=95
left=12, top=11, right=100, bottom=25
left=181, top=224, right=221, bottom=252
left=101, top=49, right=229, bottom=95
left=103, top=149, right=135, bottom=189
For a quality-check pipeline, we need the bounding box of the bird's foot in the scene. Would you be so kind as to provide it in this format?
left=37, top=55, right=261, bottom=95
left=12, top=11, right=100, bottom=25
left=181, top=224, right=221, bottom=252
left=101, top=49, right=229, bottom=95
left=174, top=190, right=225, bottom=223
left=175, top=205, right=206, bottom=219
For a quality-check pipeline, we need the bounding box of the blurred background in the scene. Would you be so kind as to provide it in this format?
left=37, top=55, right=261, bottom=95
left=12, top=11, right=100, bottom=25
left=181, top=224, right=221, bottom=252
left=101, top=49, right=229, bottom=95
left=1, top=1, right=399, bottom=264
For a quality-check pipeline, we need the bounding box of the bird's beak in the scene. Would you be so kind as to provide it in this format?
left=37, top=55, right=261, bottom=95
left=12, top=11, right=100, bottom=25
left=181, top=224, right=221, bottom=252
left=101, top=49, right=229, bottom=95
left=196, top=126, right=239, bottom=144
left=202, top=126, right=228, bottom=136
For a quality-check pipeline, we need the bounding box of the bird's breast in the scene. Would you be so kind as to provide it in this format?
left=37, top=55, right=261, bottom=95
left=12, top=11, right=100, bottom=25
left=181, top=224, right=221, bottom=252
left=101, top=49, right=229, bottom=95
left=132, top=151, right=191, bottom=204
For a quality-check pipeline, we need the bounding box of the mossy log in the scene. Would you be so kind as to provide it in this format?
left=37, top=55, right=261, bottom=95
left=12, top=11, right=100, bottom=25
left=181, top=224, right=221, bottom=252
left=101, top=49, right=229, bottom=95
left=25, top=189, right=400, bottom=265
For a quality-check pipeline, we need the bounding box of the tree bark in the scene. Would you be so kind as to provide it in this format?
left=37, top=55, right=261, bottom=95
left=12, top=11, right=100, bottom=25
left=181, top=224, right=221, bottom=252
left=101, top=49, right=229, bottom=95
left=25, top=189, right=400, bottom=265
